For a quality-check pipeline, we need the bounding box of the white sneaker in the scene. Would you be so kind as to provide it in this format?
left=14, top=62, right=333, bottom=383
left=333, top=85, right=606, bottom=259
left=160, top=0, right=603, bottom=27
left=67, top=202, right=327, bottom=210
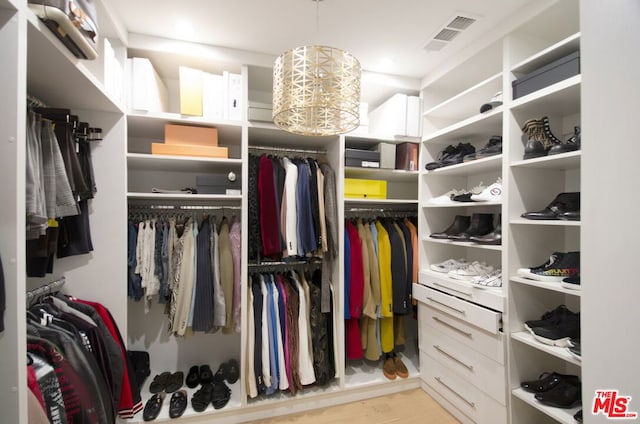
left=448, top=261, right=494, bottom=281
left=429, top=188, right=465, bottom=205
left=430, top=258, right=469, bottom=273
left=471, top=270, right=502, bottom=289
left=470, top=178, right=502, bottom=202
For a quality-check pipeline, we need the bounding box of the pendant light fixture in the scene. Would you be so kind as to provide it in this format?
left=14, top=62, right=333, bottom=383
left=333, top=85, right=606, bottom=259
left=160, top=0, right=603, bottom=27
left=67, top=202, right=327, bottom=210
left=272, top=0, right=361, bottom=136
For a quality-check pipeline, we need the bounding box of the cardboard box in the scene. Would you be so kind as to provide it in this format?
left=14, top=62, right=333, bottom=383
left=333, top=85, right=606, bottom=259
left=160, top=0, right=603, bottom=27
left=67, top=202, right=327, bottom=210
left=344, top=178, right=387, bottom=199
left=164, top=124, right=218, bottom=147
left=376, top=143, right=396, bottom=169
left=151, top=143, right=228, bottom=158
left=395, top=142, right=419, bottom=171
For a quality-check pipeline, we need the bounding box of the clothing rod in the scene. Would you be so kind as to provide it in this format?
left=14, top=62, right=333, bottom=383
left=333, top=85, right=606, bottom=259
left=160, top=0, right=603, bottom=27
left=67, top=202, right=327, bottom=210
left=248, top=259, right=322, bottom=267
left=249, top=145, right=327, bottom=155
left=128, top=205, right=242, bottom=210
left=26, top=276, right=66, bottom=304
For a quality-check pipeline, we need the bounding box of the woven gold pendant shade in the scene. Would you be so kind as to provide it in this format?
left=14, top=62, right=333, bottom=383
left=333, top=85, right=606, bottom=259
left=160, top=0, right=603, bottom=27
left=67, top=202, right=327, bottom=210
left=273, top=44, right=361, bottom=136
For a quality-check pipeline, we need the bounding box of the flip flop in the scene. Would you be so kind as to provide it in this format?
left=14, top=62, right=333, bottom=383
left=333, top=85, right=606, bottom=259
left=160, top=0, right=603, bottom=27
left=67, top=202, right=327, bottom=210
left=165, top=371, right=184, bottom=393
left=191, top=383, right=213, bottom=412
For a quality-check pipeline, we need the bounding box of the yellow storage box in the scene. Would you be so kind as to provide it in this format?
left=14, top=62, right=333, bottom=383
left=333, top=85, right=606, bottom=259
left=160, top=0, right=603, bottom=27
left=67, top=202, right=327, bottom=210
left=344, top=178, right=387, bottom=199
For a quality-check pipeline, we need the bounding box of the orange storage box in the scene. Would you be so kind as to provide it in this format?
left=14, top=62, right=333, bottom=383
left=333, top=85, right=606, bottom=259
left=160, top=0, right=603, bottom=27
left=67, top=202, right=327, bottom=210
left=151, top=143, right=228, bottom=158
left=344, top=178, right=387, bottom=199
left=164, top=124, right=218, bottom=147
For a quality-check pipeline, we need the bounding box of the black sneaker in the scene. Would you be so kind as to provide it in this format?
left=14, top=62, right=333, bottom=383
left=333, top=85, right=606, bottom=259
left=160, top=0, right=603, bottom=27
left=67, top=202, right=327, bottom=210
left=517, top=251, right=580, bottom=282
left=531, top=312, right=580, bottom=347
left=562, top=274, right=581, bottom=290
left=568, top=338, right=581, bottom=360
left=535, top=378, right=582, bottom=408
left=425, top=144, right=459, bottom=170
left=521, top=372, right=580, bottom=393
left=524, top=305, right=577, bottom=332
left=441, top=142, right=475, bottom=167
left=467, top=135, right=502, bottom=161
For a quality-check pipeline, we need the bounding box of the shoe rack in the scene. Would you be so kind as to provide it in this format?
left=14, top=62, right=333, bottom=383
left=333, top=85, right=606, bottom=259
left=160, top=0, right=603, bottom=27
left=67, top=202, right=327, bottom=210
left=415, top=1, right=581, bottom=423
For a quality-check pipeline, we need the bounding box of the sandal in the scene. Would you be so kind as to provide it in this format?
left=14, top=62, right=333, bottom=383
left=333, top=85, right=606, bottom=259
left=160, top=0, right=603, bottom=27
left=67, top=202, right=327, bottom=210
left=191, top=383, right=213, bottom=412
left=211, top=381, right=231, bottom=410
left=169, top=390, right=188, bottom=419
left=143, top=392, right=165, bottom=421
left=186, top=365, right=200, bottom=388
left=165, top=371, right=184, bottom=393
left=149, top=371, right=171, bottom=394
left=199, top=365, right=213, bottom=384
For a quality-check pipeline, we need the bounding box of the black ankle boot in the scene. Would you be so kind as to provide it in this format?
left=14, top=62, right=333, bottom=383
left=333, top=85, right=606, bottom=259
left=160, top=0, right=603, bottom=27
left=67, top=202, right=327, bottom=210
left=448, top=213, right=494, bottom=241
left=470, top=214, right=502, bottom=245
left=548, top=126, right=581, bottom=156
left=430, top=215, right=470, bottom=239
left=521, top=192, right=580, bottom=220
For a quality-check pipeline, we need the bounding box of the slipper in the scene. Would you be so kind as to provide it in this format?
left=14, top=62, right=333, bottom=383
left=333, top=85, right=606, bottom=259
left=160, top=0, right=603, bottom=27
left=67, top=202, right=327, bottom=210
left=149, top=372, right=171, bottom=394
left=186, top=365, right=200, bottom=388
left=165, top=371, right=184, bottom=393
left=199, top=365, right=214, bottom=384
left=225, top=359, right=240, bottom=384
left=191, top=383, right=213, bottom=412
left=211, top=381, right=231, bottom=410
left=212, top=363, right=227, bottom=383
left=143, top=392, right=165, bottom=421
left=169, top=390, right=188, bottom=419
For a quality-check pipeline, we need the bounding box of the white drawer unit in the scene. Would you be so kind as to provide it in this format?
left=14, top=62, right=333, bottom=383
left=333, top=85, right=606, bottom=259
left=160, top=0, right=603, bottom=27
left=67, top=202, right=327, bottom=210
left=413, top=283, right=502, bottom=334
left=419, top=270, right=505, bottom=312
left=421, top=352, right=508, bottom=424
left=421, top=323, right=506, bottom=404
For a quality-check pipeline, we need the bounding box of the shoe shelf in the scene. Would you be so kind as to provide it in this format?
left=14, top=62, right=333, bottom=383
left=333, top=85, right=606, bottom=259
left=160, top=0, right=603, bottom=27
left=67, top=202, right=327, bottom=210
left=345, top=346, right=420, bottom=390
left=130, top=379, right=244, bottom=423
left=422, top=72, right=502, bottom=121
left=26, top=11, right=123, bottom=113
left=345, top=167, right=419, bottom=183
left=422, top=201, right=502, bottom=208
left=422, top=108, right=502, bottom=145
left=509, top=75, right=581, bottom=118
left=510, top=151, right=581, bottom=170
left=511, top=33, right=580, bottom=75
left=510, top=219, right=581, bottom=227
left=127, top=153, right=243, bottom=173
left=423, top=155, right=502, bottom=177
left=511, top=332, right=582, bottom=367
left=246, top=380, right=343, bottom=406
left=510, top=276, right=581, bottom=297
left=423, top=236, right=503, bottom=252
left=512, top=387, right=582, bottom=424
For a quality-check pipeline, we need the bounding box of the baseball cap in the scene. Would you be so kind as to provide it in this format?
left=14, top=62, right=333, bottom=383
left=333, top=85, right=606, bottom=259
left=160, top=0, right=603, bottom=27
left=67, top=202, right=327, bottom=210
left=480, top=91, right=503, bottom=113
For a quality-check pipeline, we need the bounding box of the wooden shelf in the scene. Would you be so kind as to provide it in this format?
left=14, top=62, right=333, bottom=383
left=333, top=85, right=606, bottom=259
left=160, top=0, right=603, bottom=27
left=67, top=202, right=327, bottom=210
left=510, top=218, right=581, bottom=227
left=422, top=237, right=503, bottom=252
left=127, top=153, right=242, bottom=173
left=511, top=332, right=582, bottom=367
left=422, top=108, right=502, bottom=145
left=26, top=11, right=122, bottom=113
left=510, top=151, right=581, bottom=170
left=511, top=33, right=580, bottom=74
left=512, top=388, right=582, bottom=424
left=510, top=276, right=581, bottom=296
left=424, top=155, right=502, bottom=176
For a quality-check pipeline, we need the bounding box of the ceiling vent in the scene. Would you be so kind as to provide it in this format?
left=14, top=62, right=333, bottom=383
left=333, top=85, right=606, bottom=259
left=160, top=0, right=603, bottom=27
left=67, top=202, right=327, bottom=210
left=423, top=13, right=479, bottom=52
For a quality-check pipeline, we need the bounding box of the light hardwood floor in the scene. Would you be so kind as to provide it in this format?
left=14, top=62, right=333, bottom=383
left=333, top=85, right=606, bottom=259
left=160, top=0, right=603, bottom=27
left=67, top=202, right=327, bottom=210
left=251, top=389, right=460, bottom=424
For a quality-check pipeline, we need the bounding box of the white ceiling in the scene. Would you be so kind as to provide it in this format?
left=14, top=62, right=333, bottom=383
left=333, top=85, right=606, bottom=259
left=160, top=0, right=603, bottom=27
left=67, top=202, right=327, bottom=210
left=105, top=0, right=542, bottom=105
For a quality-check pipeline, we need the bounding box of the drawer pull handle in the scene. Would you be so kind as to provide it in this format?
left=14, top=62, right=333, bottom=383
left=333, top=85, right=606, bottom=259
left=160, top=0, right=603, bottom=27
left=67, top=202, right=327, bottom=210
left=435, top=376, right=476, bottom=408
left=433, top=281, right=472, bottom=296
left=434, top=345, right=474, bottom=370
left=427, top=297, right=466, bottom=315
left=432, top=316, right=473, bottom=338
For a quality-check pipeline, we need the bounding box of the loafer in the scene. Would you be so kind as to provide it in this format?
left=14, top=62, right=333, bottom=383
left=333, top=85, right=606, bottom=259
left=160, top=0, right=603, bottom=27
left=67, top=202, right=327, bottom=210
left=165, top=371, right=184, bottom=393
left=143, top=392, right=165, bottom=421
left=521, top=372, right=580, bottom=393
left=186, top=365, right=200, bottom=388
left=521, top=192, right=580, bottom=221
left=149, top=371, right=171, bottom=394
left=534, top=378, right=582, bottom=408
left=169, top=390, right=188, bottom=419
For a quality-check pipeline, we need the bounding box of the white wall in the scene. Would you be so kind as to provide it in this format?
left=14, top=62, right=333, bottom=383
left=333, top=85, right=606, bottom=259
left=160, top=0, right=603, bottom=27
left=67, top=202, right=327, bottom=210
left=581, top=1, right=640, bottom=423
